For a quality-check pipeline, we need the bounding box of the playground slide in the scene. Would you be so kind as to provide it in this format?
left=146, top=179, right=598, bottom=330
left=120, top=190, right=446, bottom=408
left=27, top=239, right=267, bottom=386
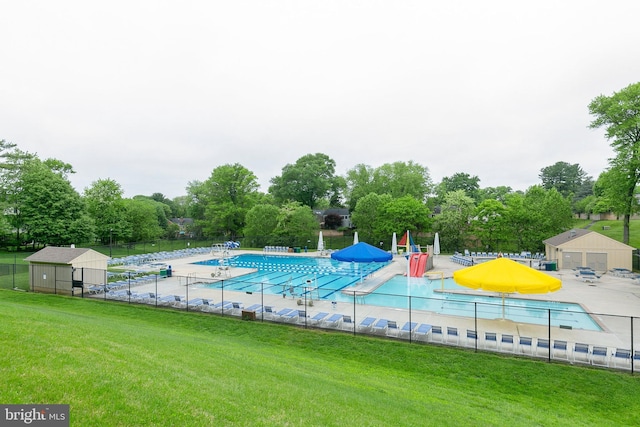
left=410, top=253, right=429, bottom=277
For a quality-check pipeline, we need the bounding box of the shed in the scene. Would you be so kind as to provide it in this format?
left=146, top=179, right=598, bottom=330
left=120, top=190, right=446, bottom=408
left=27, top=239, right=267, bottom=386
left=25, top=247, right=109, bottom=295
left=543, top=229, right=634, bottom=272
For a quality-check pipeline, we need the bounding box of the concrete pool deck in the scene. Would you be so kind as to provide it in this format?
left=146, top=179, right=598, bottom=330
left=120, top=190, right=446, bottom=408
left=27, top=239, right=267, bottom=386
left=105, top=250, right=640, bottom=365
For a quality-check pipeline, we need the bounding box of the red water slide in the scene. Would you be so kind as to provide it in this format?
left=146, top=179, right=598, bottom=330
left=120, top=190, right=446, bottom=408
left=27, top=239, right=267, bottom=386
left=410, top=253, right=429, bottom=277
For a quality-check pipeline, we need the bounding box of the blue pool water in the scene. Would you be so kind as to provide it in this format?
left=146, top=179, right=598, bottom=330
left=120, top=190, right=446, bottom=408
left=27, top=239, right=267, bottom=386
left=193, top=254, right=601, bottom=331
left=356, top=276, right=602, bottom=331
left=193, top=254, right=389, bottom=299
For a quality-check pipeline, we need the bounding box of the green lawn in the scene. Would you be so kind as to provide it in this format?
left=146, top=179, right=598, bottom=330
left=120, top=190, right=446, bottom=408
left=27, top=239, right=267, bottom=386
left=587, top=219, right=640, bottom=249
left=1, top=291, right=639, bottom=426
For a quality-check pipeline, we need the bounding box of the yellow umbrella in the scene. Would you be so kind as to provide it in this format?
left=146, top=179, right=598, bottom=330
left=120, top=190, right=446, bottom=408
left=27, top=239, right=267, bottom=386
left=453, top=257, right=561, bottom=318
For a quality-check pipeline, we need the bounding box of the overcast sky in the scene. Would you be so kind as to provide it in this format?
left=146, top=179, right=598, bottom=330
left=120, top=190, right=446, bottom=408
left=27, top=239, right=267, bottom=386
left=2, top=1, right=638, bottom=199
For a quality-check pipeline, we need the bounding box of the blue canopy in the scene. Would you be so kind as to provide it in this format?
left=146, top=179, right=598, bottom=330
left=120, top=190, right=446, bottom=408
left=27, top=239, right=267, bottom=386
left=330, top=242, right=393, bottom=263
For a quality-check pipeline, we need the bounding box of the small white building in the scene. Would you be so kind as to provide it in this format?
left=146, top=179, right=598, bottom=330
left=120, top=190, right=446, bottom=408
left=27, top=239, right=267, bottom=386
left=25, top=247, right=109, bottom=295
left=543, top=229, right=634, bottom=272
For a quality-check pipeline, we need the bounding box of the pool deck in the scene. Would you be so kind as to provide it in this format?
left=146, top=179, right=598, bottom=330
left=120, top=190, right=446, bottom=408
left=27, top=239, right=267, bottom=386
left=106, top=250, right=640, bottom=364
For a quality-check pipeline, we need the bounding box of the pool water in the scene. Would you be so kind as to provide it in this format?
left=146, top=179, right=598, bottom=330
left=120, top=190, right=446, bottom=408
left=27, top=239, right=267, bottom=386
left=352, top=275, right=602, bottom=331
left=193, top=254, right=389, bottom=299
left=193, top=254, right=601, bottom=331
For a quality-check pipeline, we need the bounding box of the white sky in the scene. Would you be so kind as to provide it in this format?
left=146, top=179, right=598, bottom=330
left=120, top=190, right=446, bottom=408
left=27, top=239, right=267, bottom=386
left=1, top=1, right=638, bottom=199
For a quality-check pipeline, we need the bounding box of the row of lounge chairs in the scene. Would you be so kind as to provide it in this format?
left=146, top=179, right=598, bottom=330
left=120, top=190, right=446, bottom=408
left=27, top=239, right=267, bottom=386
left=450, top=254, right=473, bottom=266
left=87, top=274, right=160, bottom=294
left=459, top=329, right=637, bottom=369
left=263, top=246, right=291, bottom=253
left=609, top=268, right=639, bottom=280
left=461, top=250, right=544, bottom=259
left=108, top=246, right=212, bottom=266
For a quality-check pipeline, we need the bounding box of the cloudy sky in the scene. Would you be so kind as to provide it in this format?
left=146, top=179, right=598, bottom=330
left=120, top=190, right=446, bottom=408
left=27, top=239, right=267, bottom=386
left=2, top=1, right=639, bottom=199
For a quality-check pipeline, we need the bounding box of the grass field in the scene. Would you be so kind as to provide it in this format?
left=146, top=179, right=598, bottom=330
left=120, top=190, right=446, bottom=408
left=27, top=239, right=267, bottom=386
left=2, top=291, right=639, bottom=426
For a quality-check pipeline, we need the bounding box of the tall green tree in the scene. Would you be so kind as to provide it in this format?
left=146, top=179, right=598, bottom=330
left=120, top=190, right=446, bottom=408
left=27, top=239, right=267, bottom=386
left=539, top=161, right=589, bottom=198
left=20, top=159, right=94, bottom=246
left=476, top=186, right=514, bottom=203
left=432, top=190, right=475, bottom=252
left=374, top=196, right=431, bottom=247
left=345, top=161, right=432, bottom=211
left=471, top=199, right=508, bottom=251
left=269, top=153, right=342, bottom=208
left=122, top=198, right=164, bottom=242
left=372, top=161, right=432, bottom=201
left=84, top=179, right=129, bottom=245
left=243, top=204, right=280, bottom=247
left=0, top=146, right=37, bottom=247
left=503, top=186, right=572, bottom=251
left=588, top=81, right=640, bottom=244
left=344, top=164, right=375, bottom=211
left=133, top=195, right=172, bottom=235
left=273, top=202, right=318, bottom=246
left=350, top=193, right=393, bottom=243
left=435, top=172, right=480, bottom=204
left=197, top=163, right=260, bottom=239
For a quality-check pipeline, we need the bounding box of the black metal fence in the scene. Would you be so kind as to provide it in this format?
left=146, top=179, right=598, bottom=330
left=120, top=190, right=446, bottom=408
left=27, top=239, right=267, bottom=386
left=0, top=263, right=29, bottom=290
left=48, top=269, right=640, bottom=374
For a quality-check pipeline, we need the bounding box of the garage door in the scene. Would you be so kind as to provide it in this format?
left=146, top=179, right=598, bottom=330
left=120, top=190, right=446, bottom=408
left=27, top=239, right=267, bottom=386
left=562, top=252, right=582, bottom=269
left=586, top=253, right=607, bottom=271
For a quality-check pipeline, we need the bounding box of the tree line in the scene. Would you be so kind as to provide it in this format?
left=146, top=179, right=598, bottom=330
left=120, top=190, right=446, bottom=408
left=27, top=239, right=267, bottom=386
left=1, top=81, right=638, bottom=252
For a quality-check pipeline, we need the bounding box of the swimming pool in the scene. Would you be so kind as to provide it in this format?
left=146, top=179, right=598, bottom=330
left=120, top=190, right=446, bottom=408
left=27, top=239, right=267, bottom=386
left=193, top=254, right=601, bottom=331
left=193, top=254, right=390, bottom=299
left=350, top=275, right=602, bottom=331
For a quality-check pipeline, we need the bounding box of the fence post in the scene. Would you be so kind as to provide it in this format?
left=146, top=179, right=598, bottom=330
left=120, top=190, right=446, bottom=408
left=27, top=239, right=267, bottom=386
left=409, top=296, right=412, bottom=343
left=221, top=280, right=225, bottom=316
left=474, top=302, right=478, bottom=352
left=631, top=316, right=635, bottom=375
left=261, top=282, right=264, bottom=322
left=352, top=291, right=356, bottom=336
left=548, top=309, right=552, bottom=362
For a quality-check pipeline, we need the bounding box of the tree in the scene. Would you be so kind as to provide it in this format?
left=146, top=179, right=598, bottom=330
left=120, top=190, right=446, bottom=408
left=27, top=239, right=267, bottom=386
left=371, top=161, right=432, bottom=202
left=243, top=204, right=280, bottom=247
left=471, top=199, right=508, bottom=251
left=273, top=202, right=319, bottom=246
left=476, top=186, right=514, bottom=203
left=84, top=179, right=129, bottom=245
left=122, top=198, right=164, bottom=242
left=269, top=153, right=342, bottom=208
left=133, top=195, right=172, bottom=235
left=19, top=158, right=94, bottom=246
left=197, top=164, right=260, bottom=239
left=344, top=164, right=375, bottom=211
left=588, top=82, right=640, bottom=244
left=350, top=193, right=393, bottom=243
left=432, top=190, right=475, bottom=252
left=150, top=192, right=179, bottom=218
left=435, top=172, right=480, bottom=204
left=503, top=186, right=572, bottom=251
left=374, top=196, right=431, bottom=246
left=0, top=146, right=37, bottom=247
left=345, top=161, right=432, bottom=211
left=592, top=169, right=632, bottom=216
left=539, top=161, right=589, bottom=198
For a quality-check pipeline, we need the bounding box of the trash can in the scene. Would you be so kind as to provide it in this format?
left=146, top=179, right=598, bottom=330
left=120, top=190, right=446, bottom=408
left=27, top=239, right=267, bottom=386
left=545, top=262, right=556, bottom=272
left=167, top=265, right=172, bottom=277
left=160, top=269, right=167, bottom=278
left=294, top=247, right=301, bottom=253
